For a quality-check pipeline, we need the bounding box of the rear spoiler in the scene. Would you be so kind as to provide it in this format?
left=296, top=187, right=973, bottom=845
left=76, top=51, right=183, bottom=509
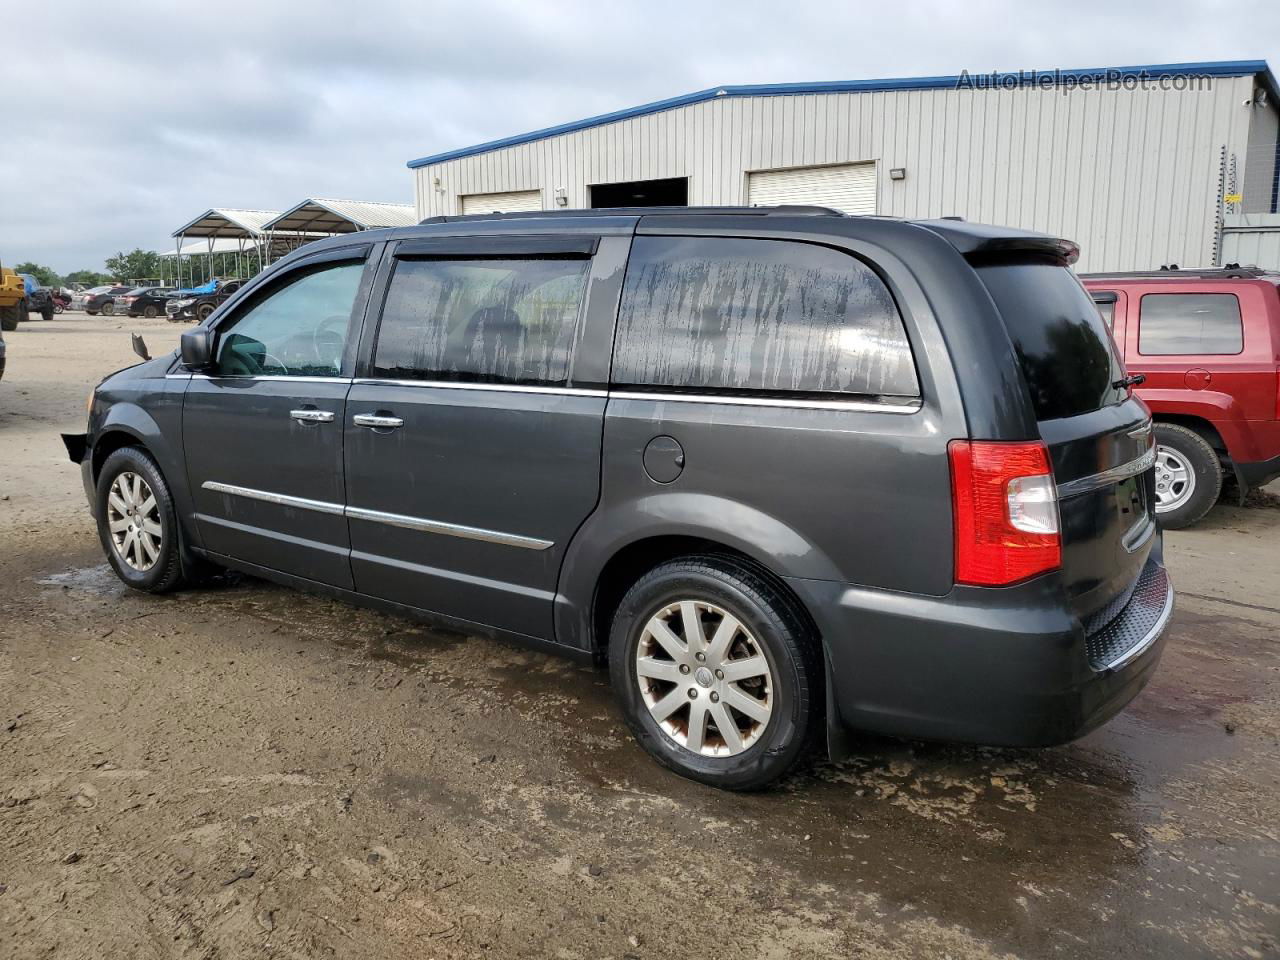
left=913, top=219, right=1080, bottom=266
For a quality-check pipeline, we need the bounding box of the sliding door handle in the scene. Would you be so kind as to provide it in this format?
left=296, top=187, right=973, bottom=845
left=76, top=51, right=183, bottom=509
left=353, top=413, right=404, bottom=429
left=290, top=409, right=335, bottom=423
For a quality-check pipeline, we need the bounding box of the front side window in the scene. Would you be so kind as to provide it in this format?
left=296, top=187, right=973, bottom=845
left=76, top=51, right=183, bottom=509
left=1138, top=293, right=1243, bottom=355
left=214, top=260, right=364, bottom=377
left=371, top=257, right=590, bottom=386
left=611, top=236, right=919, bottom=398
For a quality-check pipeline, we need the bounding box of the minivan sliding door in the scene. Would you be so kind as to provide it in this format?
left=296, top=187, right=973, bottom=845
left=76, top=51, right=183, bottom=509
left=344, top=235, right=627, bottom=640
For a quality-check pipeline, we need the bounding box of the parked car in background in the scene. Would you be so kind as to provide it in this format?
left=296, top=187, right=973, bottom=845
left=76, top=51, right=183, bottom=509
left=166, top=279, right=246, bottom=322
left=66, top=208, right=1172, bottom=790
left=74, top=284, right=134, bottom=316
left=121, top=286, right=176, bottom=318
left=1083, top=266, right=1280, bottom=528
left=22, top=277, right=56, bottom=322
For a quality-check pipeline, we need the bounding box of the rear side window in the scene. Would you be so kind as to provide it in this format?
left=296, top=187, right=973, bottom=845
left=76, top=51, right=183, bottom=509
left=977, top=259, right=1127, bottom=420
left=1138, top=293, right=1243, bottom=355
left=372, top=258, right=589, bottom=386
left=612, top=236, right=919, bottom=398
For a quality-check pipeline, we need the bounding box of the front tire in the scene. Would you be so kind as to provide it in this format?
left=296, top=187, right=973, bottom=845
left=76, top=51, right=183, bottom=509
left=608, top=556, right=820, bottom=790
left=196, top=303, right=215, bottom=322
left=1153, top=423, right=1223, bottom=529
left=0, top=304, right=19, bottom=330
left=95, top=447, right=186, bottom=593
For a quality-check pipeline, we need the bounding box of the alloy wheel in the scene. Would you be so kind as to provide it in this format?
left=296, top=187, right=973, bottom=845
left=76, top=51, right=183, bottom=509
left=1154, top=445, right=1195, bottom=513
left=106, top=471, right=162, bottom=571
left=635, top=600, right=773, bottom=757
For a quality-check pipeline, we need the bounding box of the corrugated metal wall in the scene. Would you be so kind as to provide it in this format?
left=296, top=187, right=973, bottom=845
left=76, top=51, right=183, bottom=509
left=1221, top=214, right=1280, bottom=269
left=415, top=77, right=1265, bottom=272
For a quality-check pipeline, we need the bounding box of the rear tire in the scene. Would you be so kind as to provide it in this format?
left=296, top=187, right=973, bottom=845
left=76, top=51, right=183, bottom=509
left=608, top=556, right=820, bottom=790
left=0, top=304, right=18, bottom=331
left=143, top=305, right=158, bottom=318
left=1153, top=423, right=1222, bottom=529
left=95, top=447, right=186, bottom=593
left=101, top=302, right=115, bottom=316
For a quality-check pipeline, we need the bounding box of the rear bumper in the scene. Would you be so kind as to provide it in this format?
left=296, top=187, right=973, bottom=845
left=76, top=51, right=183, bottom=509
left=790, top=541, right=1172, bottom=748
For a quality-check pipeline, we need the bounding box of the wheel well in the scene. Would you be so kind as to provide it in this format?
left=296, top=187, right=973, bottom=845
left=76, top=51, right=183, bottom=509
left=91, top=430, right=146, bottom=483
left=590, top=535, right=821, bottom=662
left=1152, top=415, right=1228, bottom=456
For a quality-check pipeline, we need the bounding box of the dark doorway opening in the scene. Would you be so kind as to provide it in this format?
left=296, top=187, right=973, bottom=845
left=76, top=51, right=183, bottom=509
left=589, top=176, right=688, bottom=208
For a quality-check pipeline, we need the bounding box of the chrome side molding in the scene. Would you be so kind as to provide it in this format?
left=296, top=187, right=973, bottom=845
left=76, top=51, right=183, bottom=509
left=200, top=481, right=553, bottom=551
left=344, top=505, right=552, bottom=550
left=201, top=481, right=345, bottom=516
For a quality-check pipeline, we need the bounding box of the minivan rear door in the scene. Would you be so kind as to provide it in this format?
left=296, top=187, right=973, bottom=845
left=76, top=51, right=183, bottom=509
left=343, top=233, right=630, bottom=641
left=977, top=258, right=1157, bottom=622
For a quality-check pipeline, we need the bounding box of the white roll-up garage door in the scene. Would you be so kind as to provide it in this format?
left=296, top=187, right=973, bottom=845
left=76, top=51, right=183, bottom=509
left=460, top=189, right=543, bottom=215
left=747, top=163, right=877, bottom=214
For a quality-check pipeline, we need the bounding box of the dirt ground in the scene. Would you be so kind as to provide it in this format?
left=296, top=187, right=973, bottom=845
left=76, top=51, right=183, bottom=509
left=1, top=314, right=1277, bottom=960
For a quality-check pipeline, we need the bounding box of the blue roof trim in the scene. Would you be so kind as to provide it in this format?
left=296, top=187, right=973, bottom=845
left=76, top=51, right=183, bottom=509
left=407, top=60, right=1275, bottom=169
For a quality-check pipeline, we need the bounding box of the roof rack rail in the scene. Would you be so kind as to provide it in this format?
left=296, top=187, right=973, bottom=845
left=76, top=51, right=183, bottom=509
left=419, top=204, right=846, bottom=225
left=1079, top=264, right=1275, bottom=280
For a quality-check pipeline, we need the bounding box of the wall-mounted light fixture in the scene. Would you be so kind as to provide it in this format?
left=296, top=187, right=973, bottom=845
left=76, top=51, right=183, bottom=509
left=555, top=187, right=568, bottom=206
left=889, top=167, right=907, bottom=181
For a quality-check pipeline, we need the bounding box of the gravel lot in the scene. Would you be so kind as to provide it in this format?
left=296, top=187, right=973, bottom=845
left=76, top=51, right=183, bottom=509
left=1, top=314, right=1277, bottom=959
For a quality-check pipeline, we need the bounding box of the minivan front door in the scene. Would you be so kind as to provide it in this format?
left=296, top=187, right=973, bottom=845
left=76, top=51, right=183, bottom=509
left=343, top=235, right=626, bottom=640
left=183, top=249, right=375, bottom=589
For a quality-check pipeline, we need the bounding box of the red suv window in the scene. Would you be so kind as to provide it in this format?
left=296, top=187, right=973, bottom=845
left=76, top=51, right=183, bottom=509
left=1138, top=293, right=1243, bottom=355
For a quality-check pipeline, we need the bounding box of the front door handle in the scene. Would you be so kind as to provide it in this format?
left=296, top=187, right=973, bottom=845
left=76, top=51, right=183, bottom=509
left=290, top=409, right=335, bottom=423
left=352, top=413, right=404, bottom=429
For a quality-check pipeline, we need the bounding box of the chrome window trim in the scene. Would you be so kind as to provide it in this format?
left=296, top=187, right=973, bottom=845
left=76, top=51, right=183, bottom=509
left=352, top=378, right=607, bottom=398
left=189, top=374, right=354, bottom=384
left=200, top=481, right=552, bottom=551
left=607, top=390, right=922, bottom=414
left=1056, top=446, right=1157, bottom=499
left=1097, top=577, right=1174, bottom=671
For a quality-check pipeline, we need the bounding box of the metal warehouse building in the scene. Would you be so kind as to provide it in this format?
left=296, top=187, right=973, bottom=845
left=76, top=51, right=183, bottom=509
left=408, top=61, right=1280, bottom=272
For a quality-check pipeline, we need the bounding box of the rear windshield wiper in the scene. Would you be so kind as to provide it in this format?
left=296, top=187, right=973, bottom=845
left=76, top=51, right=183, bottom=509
left=1113, top=373, right=1146, bottom=389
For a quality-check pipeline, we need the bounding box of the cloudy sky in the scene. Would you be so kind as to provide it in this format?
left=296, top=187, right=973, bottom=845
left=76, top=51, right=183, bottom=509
left=3, top=0, right=1277, bottom=273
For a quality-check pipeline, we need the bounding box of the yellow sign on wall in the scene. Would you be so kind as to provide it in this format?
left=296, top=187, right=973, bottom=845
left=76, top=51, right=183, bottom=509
left=1224, top=193, right=1242, bottom=204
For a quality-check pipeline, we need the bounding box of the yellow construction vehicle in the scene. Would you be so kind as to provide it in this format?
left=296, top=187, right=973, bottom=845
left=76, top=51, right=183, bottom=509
left=0, top=261, right=25, bottom=331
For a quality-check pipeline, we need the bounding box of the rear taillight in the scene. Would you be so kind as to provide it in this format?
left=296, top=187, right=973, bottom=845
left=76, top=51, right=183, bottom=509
left=949, top=440, right=1061, bottom=586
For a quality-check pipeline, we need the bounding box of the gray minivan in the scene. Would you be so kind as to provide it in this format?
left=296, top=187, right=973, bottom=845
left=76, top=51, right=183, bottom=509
left=64, top=207, right=1173, bottom=789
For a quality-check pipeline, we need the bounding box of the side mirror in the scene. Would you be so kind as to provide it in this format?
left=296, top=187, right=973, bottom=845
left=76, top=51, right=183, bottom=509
left=180, top=327, right=216, bottom=371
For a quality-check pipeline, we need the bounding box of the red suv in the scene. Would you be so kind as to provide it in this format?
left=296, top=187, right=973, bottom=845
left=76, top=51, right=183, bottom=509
left=1082, top=267, right=1280, bottom=528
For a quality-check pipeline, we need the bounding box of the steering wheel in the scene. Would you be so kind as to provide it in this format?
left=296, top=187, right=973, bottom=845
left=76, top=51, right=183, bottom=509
left=313, top=315, right=348, bottom=369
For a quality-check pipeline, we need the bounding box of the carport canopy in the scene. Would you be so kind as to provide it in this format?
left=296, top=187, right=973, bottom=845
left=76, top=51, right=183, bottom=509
left=171, top=208, right=282, bottom=239
left=263, top=198, right=417, bottom=234
left=157, top=238, right=248, bottom=257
